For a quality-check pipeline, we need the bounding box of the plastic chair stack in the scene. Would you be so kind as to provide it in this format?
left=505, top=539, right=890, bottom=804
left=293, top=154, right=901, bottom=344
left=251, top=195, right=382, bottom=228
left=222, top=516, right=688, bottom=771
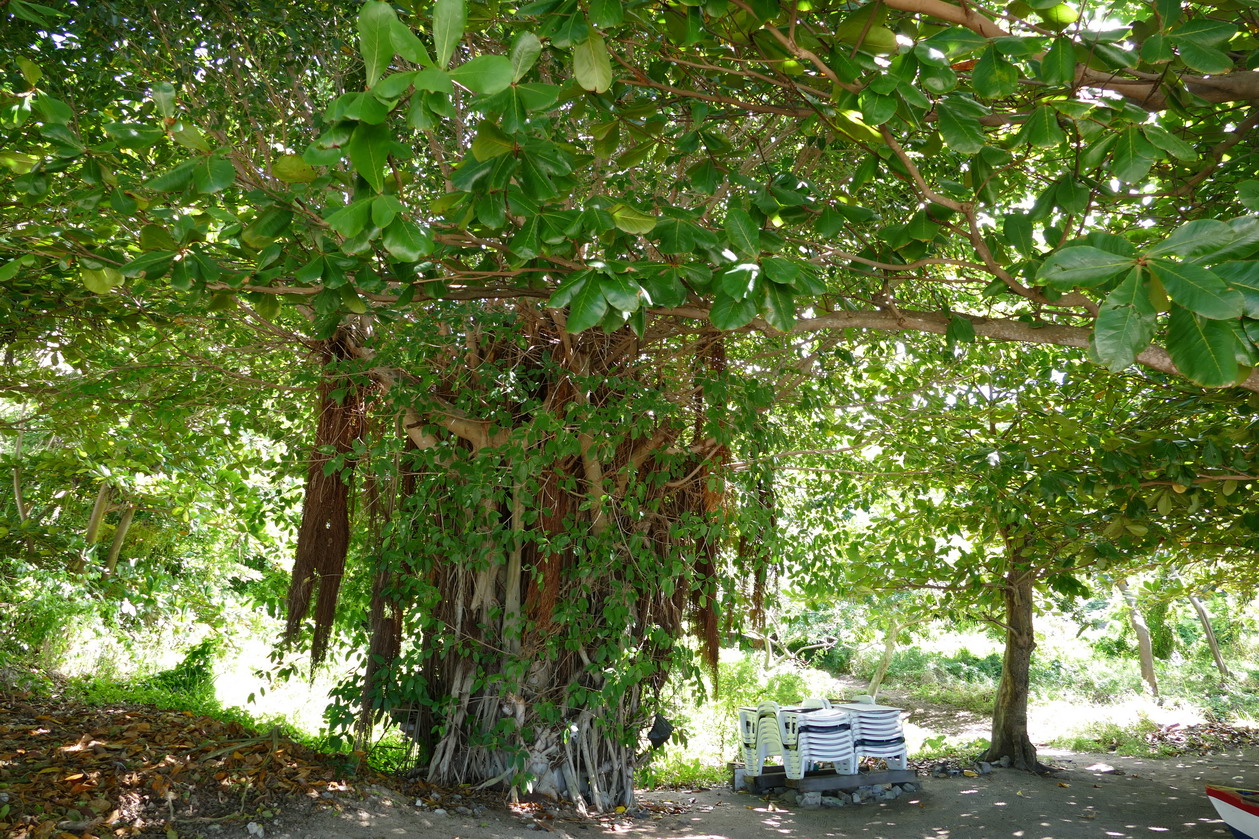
left=739, top=700, right=789, bottom=777
left=836, top=701, right=908, bottom=769
left=780, top=707, right=857, bottom=779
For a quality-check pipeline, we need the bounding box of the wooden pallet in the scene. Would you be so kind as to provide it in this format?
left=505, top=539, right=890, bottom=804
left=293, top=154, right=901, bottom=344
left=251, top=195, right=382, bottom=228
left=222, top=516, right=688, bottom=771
left=741, top=765, right=916, bottom=793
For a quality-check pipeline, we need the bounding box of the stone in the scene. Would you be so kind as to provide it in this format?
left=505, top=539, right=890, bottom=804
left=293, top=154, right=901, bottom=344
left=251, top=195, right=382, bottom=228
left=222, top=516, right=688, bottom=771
left=851, top=792, right=863, bottom=805
left=455, top=806, right=472, bottom=815
left=432, top=808, right=448, bottom=816
left=821, top=796, right=845, bottom=808
left=900, top=783, right=917, bottom=793
left=245, top=822, right=265, bottom=838
left=997, top=755, right=1012, bottom=768
left=779, top=789, right=799, bottom=805
left=798, top=791, right=822, bottom=810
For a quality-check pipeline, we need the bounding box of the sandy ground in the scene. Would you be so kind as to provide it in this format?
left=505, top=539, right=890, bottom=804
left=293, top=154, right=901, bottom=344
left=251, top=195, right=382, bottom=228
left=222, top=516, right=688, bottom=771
left=250, top=748, right=1256, bottom=839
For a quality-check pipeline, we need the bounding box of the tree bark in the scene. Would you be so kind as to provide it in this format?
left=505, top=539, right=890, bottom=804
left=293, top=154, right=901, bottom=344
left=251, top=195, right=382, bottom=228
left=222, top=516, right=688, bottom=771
left=105, top=503, right=137, bottom=574
left=867, top=619, right=900, bottom=700
left=1116, top=580, right=1159, bottom=698
left=983, top=568, right=1043, bottom=772
left=1188, top=592, right=1232, bottom=680
left=71, top=482, right=113, bottom=573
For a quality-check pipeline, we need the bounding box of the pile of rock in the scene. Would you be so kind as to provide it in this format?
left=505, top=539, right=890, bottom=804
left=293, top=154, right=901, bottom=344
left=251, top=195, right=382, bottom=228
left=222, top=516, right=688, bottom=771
left=780, top=781, right=920, bottom=809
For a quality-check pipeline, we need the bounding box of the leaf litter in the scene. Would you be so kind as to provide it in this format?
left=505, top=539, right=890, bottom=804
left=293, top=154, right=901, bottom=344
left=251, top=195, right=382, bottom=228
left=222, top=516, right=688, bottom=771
left=0, top=690, right=391, bottom=839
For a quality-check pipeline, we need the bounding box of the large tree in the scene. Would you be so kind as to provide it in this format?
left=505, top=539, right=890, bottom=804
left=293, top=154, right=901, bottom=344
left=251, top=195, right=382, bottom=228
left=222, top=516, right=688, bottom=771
left=4, top=0, right=1259, bottom=803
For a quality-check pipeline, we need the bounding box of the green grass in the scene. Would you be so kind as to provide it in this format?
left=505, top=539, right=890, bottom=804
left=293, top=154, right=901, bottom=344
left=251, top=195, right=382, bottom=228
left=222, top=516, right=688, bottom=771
left=1046, top=718, right=1178, bottom=758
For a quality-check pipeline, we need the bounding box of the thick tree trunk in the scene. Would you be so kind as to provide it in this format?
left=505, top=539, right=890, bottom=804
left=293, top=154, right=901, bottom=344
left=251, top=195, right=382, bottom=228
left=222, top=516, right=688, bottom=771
left=1116, top=580, right=1159, bottom=698
left=301, top=312, right=737, bottom=810
left=1188, top=593, right=1232, bottom=680
left=983, top=569, right=1043, bottom=772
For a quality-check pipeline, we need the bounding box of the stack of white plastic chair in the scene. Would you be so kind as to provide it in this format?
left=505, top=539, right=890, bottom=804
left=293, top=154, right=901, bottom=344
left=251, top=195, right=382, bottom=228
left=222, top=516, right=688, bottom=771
left=836, top=701, right=908, bottom=769
left=781, top=705, right=857, bottom=779
left=738, top=698, right=836, bottom=777
left=738, top=701, right=786, bottom=777
left=737, top=705, right=761, bottom=775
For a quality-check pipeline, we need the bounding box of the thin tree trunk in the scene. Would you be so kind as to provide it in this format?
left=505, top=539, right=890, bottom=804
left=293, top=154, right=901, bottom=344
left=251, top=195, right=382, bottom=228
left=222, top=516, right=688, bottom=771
left=105, top=503, right=137, bottom=574
left=12, top=430, right=29, bottom=523
left=71, top=483, right=112, bottom=573
left=983, top=568, right=1043, bottom=772
left=868, top=619, right=900, bottom=700
left=1188, top=592, right=1232, bottom=680
left=1117, top=580, right=1159, bottom=698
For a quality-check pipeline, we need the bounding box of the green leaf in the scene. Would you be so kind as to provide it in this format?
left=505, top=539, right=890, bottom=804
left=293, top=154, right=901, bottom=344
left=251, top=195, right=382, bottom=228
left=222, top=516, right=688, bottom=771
left=589, top=0, right=623, bottom=27
left=194, top=156, right=236, bottom=194
left=0, top=256, right=32, bottom=283
left=472, top=121, right=516, bottom=160
left=273, top=153, right=318, bottom=184
left=1141, top=124, right=1196, bottom=161
left=1094, top=267, right=1157, bottom=371
left=449, top=55, right=514, bottom=94
left=1039, top=37, right=1076, bottom=85
left=326, top=198, right=374, bottom=237
left=573, top=34, right=613, bottom=93
left=105, top=122, right=165, bottom=150
left=17, top=56, right=42, bottom=86
left=725, top=207, right=760, bottom=256
left=599, top=273, right=642, bottom=311
left=655, top=218, right=697, bottom=254
left=146, top=159, right=197, bottom=192
left=1177, top=42, right=1233, bottom=73
left=1149, top=259, right=1242, bottom=320
left=383, top=218, right=434, bottom=260
left=1215, top=262, right=1259, bottom=318
left=858, top=90, right=897, bottom=125
left=1110, top=128, right=1155, bottom=184
left=414, top=67, right=455, bottom=93
left=1015, top=105, right=1066, bottom=148
left=359, top=1, right=399, bottom=86
left=391, top=16, right=433, bottom=65
left=374, top=71, right=418, bottom=100
left=762, top=281, right=795, bottom=331
left=945, top=313, right=975, bottom=346
left=121, top=251, right=175, bottom=279
left=1146, top=219, right=1233, bottom=261
left=1167, top=306, right=1241, bottom=387
left=1003, top=213, right=1034, bottom=256
left=152, top=81, right=177, bottom=118
left=1239, top=180, right=1259, bottom=212
left=140, top=223, right=179, bottom=251
left=170, top=123, right=211, bottom=152
left=1037, top=245, right=1133, bottom=289
left=936, top=97, right=986, bottom=154
left=510, top=32, right=543, bottom=82
left=972, top=45, right=1019, bottom=99
left=610, top=203, right=657, bottom=234
left=433, top=0, right=466, bottom=66
left=719, top=263, right=759, bottom=300
left=549, top=271, right=591, bottom=308
left=709, top=290, right=759, bottom=329
left=565, top=277, right=609, bottom=332
left=80, top=267, right=124, bottom=294
left=348, top=122, right=390, bottom=192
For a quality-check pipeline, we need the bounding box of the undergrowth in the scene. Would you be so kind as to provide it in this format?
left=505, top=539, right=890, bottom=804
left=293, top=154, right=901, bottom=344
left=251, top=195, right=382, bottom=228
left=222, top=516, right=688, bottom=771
left=56, top=642, right=412, bottom=777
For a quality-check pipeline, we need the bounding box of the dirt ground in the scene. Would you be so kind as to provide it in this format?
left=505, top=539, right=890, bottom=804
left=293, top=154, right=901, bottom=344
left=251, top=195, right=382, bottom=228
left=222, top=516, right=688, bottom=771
left=6, top=686, right=1253, bottom=839
left=250, top=748, right=1253, bottom=839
